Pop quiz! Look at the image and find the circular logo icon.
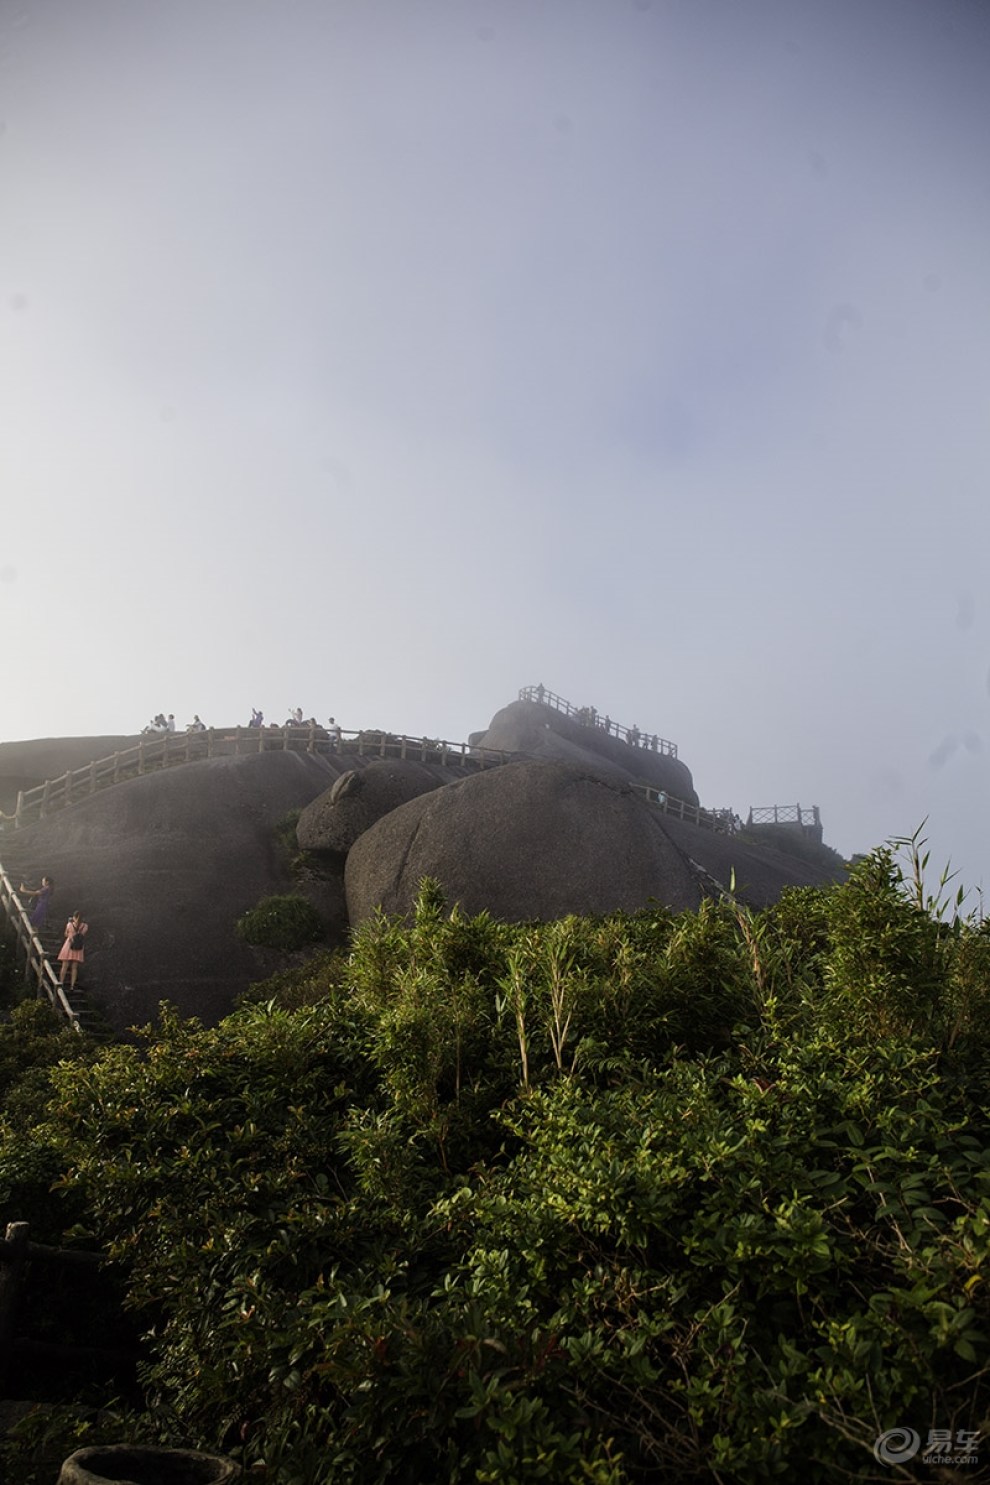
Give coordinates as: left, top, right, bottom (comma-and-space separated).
874, 1427, 922, 1466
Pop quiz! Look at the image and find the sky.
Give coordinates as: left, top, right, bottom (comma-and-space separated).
2, 0, 989, 895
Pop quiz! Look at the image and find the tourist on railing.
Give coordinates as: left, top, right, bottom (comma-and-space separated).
603, 714, 611, 734
57, 911, 88, 991
328, 717, 342, 752
536, 682, 545, 704
187, 715, 207, 732
166, 714, 176, 733
142, 714, 168, 735
629, 724, 641, 747
20, 876, 54, 931
248, 708, 264, 728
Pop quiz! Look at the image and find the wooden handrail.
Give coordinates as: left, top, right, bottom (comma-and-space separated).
0, 865, 81, 1031
746, 804, 820, 827
1, 728, 518, 832
0, 706, 762, 856
632, 783, 739, 835
518, 685, 678, 759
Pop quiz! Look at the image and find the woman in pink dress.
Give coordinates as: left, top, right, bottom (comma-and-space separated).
57, 911, 88, 990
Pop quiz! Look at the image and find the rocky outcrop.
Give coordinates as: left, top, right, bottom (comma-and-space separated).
0, 750, 340, 1031
345, 760, 706, 924
344, 758, 843, 926
656, 814, 842, 908
0, 710, 842, 1032
296, 760, 448, 856
473, 700, 699, 804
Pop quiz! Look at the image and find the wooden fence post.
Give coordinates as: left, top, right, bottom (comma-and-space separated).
0, 1221, 30, 1391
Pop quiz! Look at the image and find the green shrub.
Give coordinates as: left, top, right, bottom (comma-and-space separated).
5, 848, 990, 1481
234, 894, 324, 950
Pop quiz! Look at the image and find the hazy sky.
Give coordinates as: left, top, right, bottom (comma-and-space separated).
2, 0, 989, 893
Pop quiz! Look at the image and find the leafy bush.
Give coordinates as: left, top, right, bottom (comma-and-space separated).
234, 893, 324, 950
0, 1000, 95, 1128
2, 852, 990, 1481
0, 924, 22, 1008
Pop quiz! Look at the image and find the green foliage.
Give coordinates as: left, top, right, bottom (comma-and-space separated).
3, 852, 990, 1481
274, 807, 303, 855
0, 924, 23, 1008
273, 806, 326, 882
239, 949, 347, 1011
0, 1402, 148, 1485
235, 893, 324, 950
0, 1000, 95, 1130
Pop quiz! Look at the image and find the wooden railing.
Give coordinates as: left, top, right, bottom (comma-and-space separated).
0, 727, 517, 833
518, 685, 678, 759
0, 865, 81, 1030
0, 1220, 133, 1392
633, 784, 740, 835
747, 804, 820, 828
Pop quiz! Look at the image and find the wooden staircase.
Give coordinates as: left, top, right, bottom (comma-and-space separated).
29, 922, 112, 1041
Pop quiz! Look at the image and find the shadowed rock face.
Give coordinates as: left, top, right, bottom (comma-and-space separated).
345, 760, 707, 924
473, 700, 699, 804
344, 759, 844, 926
296, 760, 449, 856
654, 815, 843, 908
1, 750, 340, 1031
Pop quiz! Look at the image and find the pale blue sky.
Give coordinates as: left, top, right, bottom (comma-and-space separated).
2, 0, 989, 893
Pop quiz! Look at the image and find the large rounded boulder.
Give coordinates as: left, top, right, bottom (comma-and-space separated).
296, 760, 447, 856
474, 700, 699, 804
344, 760, 706, 924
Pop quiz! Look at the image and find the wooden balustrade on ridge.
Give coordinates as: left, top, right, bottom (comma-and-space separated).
1, 728, 516, 832
518, 684, 679, 759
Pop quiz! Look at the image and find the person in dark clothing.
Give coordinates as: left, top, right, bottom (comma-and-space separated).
20, 877, 54, 931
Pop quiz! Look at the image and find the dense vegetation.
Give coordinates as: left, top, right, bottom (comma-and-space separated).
1, 836, 989, 1482
235, 893, 325, 951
